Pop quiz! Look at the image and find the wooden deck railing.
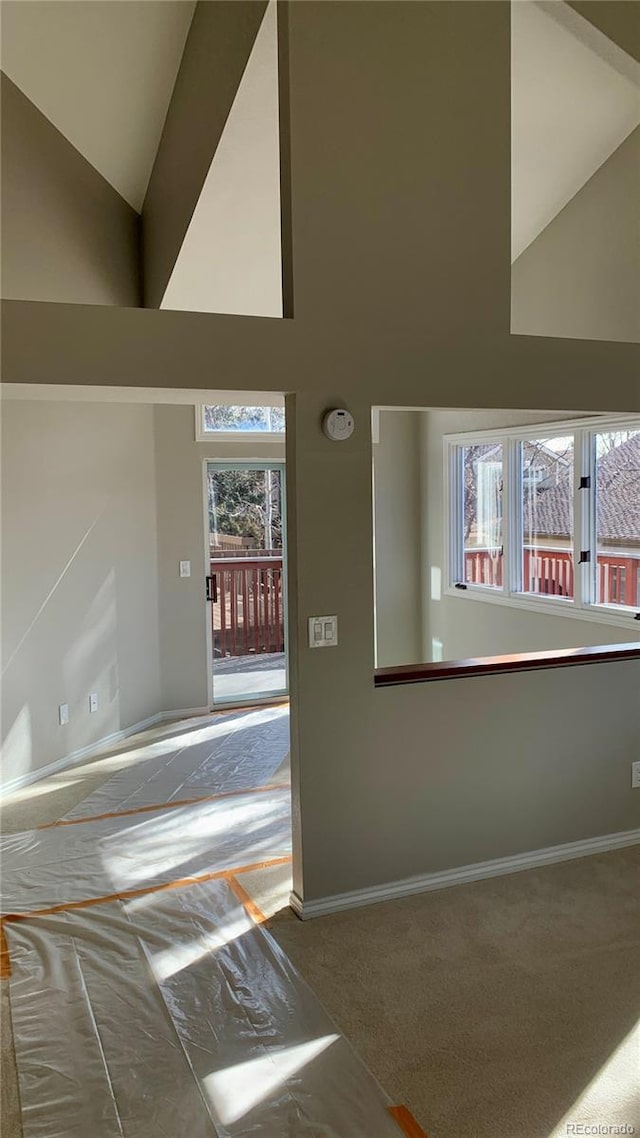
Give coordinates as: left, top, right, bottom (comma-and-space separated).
209, 556, 284, 658
464, 547, 640, 607
523, 549, 574, 598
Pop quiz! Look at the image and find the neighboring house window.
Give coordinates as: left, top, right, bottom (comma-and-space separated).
446, 418, 640, 621
196, 403, 285, 440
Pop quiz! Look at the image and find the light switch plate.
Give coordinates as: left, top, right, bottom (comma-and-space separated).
308, 616, 338, 648
179, 560, 191, 578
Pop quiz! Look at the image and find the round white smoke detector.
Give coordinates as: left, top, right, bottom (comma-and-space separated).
322, 408, 355, 441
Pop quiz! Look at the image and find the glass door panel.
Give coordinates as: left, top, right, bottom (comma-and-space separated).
207, 464, 287, 706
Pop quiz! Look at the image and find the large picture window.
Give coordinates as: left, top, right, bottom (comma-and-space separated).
447, 417, 640, 624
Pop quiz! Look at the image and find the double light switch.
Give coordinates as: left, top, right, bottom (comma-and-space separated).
308, 616, 338, 648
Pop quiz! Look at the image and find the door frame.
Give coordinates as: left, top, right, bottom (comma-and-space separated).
203, 459, 289, 709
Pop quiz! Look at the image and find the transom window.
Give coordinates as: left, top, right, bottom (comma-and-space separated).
196, 401, 285, 440
447, 418, 640, 621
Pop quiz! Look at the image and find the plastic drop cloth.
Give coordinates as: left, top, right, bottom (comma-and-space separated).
0, 787, 291, 914
63, 705, 290, 820
5, 878, 403, 1138
3, 702, 408, 1137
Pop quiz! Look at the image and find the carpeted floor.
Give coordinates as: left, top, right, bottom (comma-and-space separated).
2, 715, 639, 1138
269, 846, 640, 1138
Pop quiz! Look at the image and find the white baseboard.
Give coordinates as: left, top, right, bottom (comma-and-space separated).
0, 706, 211, 798
157, 706, 211, 725
290, 827, 640, 920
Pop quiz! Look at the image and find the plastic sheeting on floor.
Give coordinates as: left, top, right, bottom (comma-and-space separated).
5, 879, 403, 1138
63, 705, 290, 821
2, 703, 411, 1137
1, 786, 292, 914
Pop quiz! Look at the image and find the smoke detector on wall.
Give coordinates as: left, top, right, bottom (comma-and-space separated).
322, 408, 355, 441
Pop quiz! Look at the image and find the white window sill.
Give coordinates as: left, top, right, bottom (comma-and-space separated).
195, 430, 285, 444
444, 585, 640, 632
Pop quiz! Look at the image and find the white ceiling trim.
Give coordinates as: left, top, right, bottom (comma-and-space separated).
0, 385, 286, 406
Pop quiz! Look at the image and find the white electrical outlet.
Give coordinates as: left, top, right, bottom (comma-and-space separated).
632, 761, 640, 789
59, 703, 69, 726
89, 693, 98, 714
179, 560, 191, 578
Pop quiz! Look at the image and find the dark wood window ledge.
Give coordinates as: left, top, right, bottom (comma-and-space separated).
375, 643, 640, 687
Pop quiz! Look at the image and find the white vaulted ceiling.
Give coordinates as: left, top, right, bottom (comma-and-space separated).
512, 0, 640, 261
0, 0, 196, 210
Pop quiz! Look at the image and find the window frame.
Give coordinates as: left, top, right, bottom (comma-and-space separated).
444, 415, 640, 629
454, 441, 506, 592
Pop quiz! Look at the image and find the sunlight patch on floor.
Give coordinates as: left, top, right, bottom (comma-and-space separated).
235, 860, 293, 919
100, 792, 290, 890
549, 1020, 640, 1136
61, 703, 289, 799
0, 774, 82, 806
149, 919, 252, 981
203, 1034, 340, 1125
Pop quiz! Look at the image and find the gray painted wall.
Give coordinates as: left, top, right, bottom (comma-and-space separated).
0, 75, 141, 307
1, 401, 161, 784
373, 411, 422, 667
0, 398, 287, 788
288, 390, 640, 903
512, 127, 640, 344
567, 1, 640, 61
1, 4, 638, 905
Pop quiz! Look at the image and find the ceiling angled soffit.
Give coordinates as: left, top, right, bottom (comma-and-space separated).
511, 0, 640, 262
0, 0, 196, 210
160, 0, 283, 319
566, 1, 640, 63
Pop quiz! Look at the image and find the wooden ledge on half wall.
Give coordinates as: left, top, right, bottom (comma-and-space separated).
374, 642, 640, 687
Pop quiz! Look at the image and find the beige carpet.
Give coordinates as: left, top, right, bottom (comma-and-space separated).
269, 846, 640, 1138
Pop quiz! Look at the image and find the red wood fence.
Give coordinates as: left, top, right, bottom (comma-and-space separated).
464, 547, 640, 607
210, 556, 285, 658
